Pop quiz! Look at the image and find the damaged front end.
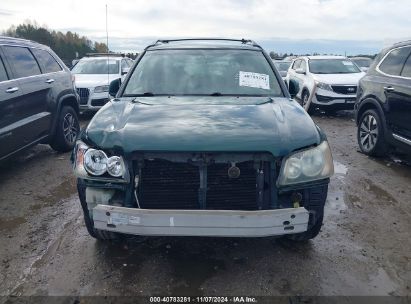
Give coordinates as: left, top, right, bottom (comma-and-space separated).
73, 140, 333, 238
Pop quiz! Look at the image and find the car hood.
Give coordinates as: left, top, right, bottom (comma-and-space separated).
74, 74, 119, 88
84, 96, 322, 157
312, 72, 365, 85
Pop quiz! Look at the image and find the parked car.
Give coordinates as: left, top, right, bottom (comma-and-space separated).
0, 36, 80, 161
72, 38, 334, 242
286, 56, 366, 113
351, 57, 373, 72
274, 60, 292, 81
355, 41, 411, 156
71, 54, 133, 112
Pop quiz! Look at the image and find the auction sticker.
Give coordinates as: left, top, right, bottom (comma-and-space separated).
239, 71, 270, 90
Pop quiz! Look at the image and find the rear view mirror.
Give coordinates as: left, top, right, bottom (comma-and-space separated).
109, 78, 121, 97
288, 79, 299, 98
295, 68, 305, 75
121, 67, 130, 75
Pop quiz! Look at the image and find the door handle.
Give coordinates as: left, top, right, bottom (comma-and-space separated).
384, 86, 395, 92
5, 87, 19, 93
45, 79, 55, 84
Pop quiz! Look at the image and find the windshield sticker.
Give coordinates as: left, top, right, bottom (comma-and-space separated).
342, 61, 354, 66
239, 71, 270, 90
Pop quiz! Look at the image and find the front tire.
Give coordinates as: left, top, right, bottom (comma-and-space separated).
50, 106, 80, 152
301, 90, 314, 114
357, 109, 388, 156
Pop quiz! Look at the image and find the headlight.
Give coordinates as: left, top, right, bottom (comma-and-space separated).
316, 81, 333, 91
107, 156, 124, 177
278, 141, 334, 186
94, 85, 109, 93
84, 149, 108, 176
72, 141, 127, 179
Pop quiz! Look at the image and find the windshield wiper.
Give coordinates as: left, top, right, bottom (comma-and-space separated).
255, 98, 274, 105
136, 92, 156, 96
209, 92, 223, 96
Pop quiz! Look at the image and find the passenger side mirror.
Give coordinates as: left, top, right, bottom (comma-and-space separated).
109, 78, 121, 97
121, 67, 130, 75
295, 68, 306, 75
360, 67, 368, 73
288, 79, 299, 98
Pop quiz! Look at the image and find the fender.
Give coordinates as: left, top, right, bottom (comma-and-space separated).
50, 93, 79, 139
355, 96, 385, 125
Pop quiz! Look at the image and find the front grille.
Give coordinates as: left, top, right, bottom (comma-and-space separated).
91, 98, 109, 107
138, 159, 200, 209
331, 85, 357, 95
137, 158, 270, 211
76, 88, 89, 105
207, 162, 257, 210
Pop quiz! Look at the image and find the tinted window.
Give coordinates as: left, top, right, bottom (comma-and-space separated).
0, 56, 8, 82
71, 58, 119, 74
379, 47, 411, 76
31, 48, 61, 73
292, 60, 301, 70
124, 49, 282, 97
309, 59, 361, 74
300, 60, 307, 72
274, 62, 291, 72
121, 59, 129, 69
3, 46, 41, 78
401, 54, 411, 78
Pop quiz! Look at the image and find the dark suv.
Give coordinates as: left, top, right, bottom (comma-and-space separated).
0, 36, 80, 160
355, 40, 411, 156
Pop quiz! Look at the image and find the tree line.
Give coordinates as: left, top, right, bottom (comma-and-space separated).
2, 21, 110, 66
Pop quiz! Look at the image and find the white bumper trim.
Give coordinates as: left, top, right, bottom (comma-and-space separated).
92, 205, 309, 237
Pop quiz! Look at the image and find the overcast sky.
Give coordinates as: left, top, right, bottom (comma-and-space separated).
1, 0, 410, 54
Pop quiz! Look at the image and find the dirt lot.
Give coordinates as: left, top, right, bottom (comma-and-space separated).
0, 112, 410, 298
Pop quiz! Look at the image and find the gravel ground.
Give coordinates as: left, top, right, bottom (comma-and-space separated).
0, 111, 410, 298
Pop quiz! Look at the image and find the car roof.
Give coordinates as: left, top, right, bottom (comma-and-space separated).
303, 55, 347, 60
0, 35, 49, 49
79, 56, 123, 61
391, 40, 411, 48
145, 38, 263, 51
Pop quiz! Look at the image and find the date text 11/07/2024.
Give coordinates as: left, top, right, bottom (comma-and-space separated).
149, 296, 258, 303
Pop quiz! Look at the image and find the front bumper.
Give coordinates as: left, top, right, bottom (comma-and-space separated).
311, 88, 356, 107
92, 205, 309, 237
77, 88, 110, 111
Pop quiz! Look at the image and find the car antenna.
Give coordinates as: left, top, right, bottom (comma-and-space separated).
106, 4, 109, 89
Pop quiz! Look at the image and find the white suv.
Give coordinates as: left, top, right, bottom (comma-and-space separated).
286, 56, 365, 113
71, 54, 133, 112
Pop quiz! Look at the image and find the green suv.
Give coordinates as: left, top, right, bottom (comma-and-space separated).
72, 39, 334, 241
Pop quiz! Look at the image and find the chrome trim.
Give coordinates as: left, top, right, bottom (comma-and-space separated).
393, 133, 411, 146
376, 45, 411, 80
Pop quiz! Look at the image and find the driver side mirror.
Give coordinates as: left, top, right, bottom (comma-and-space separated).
295, 68, 306, 75
288, 79, 299, 98
121, 67, 130, 75
109, 78, 121, 97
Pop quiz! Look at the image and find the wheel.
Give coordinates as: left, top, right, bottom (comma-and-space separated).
301, 90, 314, 114
77, 180, 120, 240
50, 106, 80, 152
357, 109, 388, 156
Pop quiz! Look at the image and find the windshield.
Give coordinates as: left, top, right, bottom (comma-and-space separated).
71, 59, 119, 74
123, 49, 283, 97
352, 58, 372, 68
274, 62, 291, 71
308, 59, 361, 74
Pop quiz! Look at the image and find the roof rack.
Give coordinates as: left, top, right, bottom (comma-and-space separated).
145, 38, 262, 50
85, 53, 125, 57
393, 39, 411, 46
